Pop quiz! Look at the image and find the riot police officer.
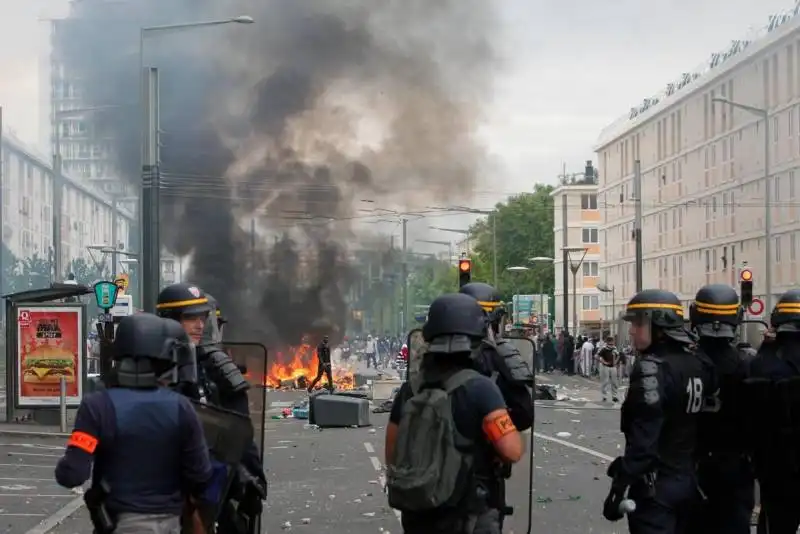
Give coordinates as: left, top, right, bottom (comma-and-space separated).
157, 283, 266, 534
747, 289, 800, 533
603, 289, 715, 533
459, 282, 534, 431
55, 314, 213, 532
687, 284, 754, 534
386, 293, 523, 534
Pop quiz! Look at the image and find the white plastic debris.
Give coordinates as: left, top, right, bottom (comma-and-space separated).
282, 521, 292, 529
353, 498, 363, 503
363, 512, 376, 517
556, 432, 572, 438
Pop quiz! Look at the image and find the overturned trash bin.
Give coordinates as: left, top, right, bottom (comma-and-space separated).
309, 391, 371, 428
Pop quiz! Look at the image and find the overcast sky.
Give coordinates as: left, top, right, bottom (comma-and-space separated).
0, 0, 794, 210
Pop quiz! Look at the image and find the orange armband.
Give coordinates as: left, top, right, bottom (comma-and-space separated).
67, 431, 98, 454
482, 411, 516, 442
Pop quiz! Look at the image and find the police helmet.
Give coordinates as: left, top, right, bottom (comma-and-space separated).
459, 282, 505, 324
114, 314, 188, 362
156, 283, 212, 319
690, 284, 740, 339
423, 293, 487, 354
624, 289, 693, 344
771, 289, 800, 333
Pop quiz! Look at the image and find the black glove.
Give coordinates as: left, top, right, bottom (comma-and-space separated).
602, 483, 627, 522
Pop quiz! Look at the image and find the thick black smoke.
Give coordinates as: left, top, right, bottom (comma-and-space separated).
56, 0, 498, 346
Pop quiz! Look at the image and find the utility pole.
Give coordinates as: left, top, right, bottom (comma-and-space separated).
633, 160, 643, 293
401, 218, 408, 334
53, 117, 64, 282
110, 197, 120, 278
491, 213, 498, 289
0, 106, 4, 298
141, 67, 161, 313
561, 193, 569, 334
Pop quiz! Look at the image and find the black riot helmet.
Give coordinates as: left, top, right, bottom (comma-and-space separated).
459, 282, 505, 330
113, 314, 191, 388
690, 284, 740, 339
771, 289, 800, 333
423, 293, 487, 354
203, 294, 226, 344
156, 283, 212, 320
624, 288, 693, 348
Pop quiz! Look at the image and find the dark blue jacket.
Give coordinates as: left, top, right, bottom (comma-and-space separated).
55, 387, 213, 515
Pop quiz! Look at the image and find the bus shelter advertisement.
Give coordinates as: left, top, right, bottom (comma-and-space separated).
16, 305, 84, 408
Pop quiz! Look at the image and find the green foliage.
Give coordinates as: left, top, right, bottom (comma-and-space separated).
16, 254, 52, 291
68, 258, 108, 285
469, 184, 555, 300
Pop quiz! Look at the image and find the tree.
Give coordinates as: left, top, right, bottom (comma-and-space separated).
0, 243, 19, 294
16, 254, 52, 291
468, 184, 555, 301
69, 257, 108, 285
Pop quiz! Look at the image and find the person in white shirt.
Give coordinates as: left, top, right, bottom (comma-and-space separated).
365, 335, 378, 368
580, 337, 594, 378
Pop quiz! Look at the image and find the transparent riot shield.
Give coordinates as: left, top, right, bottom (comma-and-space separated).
189, 400, 255, 533
406, 329, 426, 393
502, 335, 536, 534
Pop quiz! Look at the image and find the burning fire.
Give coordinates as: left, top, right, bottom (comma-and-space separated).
266, 343, 354, 390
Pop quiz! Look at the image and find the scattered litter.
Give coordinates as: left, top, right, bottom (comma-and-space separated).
536, 495, 581, 504
301, 518, 311, 524
363, 512, 376, 518
282, 521, 292, 529
373, 400, 393, 413
556, 432, 572, 438
329, 494, 336, 500
70, 486, 85, 495
369, 428, 377, 434
353, 498, 363, 503
570, 419, 581, 423
303, 424, 320, 431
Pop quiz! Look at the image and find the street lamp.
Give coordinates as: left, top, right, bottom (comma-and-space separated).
564, 246, 588, 334
712, 97, 771, 311
597, 283, 617, 344
139, 15, 254, 313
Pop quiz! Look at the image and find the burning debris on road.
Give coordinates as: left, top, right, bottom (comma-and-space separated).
267, 344, 354, 391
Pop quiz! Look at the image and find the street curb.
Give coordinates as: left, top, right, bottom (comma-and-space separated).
0, 429, 69, 438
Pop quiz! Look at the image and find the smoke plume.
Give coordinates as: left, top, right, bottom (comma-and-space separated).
56, 0, 498, 346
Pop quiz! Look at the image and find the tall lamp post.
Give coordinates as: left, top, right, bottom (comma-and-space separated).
564, 247, 588, 334
712, 97, 771, 311
597, 283, 617, 343
139, 15, 254, 312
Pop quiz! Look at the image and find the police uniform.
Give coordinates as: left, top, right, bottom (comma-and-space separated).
686, 284, 754, 534
389, 293, 517, 534
157, 283, 266, 534
55, 314, 213, 533
603, 289, 715, 534
747, 289, 800, 534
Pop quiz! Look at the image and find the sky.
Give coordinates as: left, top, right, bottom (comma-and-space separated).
0, 0, 794, 213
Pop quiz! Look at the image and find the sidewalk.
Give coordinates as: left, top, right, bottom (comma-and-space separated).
0, 421, 69, 438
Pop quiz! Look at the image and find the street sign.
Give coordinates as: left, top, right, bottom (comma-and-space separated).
93, 281, 119, 310
97, 313, 113, 323
748, 298, 765, 316
114, 274, 130, 295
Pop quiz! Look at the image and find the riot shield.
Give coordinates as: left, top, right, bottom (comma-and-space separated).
222, 342, 269, 460
406, 329, 426, 393
503, 336, 536, 534
189, 400, 255, 533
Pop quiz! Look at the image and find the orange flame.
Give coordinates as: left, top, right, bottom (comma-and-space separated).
266, 343, 354, 390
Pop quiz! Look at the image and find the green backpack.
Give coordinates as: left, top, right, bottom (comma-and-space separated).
387, 368, 480, 512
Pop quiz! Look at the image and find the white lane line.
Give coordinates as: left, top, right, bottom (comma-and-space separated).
24, 496, 84, 534
365, 445, 400, 521
0, 494, 74, 498
368, 456, 382, 471
0, 464, 55, 469
1, 513, 46, 517
8, 452, 61, 458
533, 432, 614, 462
0, 477, 58, 482
363, 442, 375, 454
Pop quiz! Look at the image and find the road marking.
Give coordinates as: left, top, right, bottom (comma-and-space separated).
0, 494, 74, 498
8, 452, 61, 458
2, 513, 46, 517
533, 432, 614, 462
24, 496, 84, 534
0, 477, 55, 482
0, 463, 55, 469
364, 443, 400, 521
555, 408, 581, 415
363, 442, 375, 454
368, 456, 382, 471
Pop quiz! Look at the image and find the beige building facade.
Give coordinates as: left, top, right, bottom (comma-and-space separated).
596, 11, 800, 322
552, 182, 602, 332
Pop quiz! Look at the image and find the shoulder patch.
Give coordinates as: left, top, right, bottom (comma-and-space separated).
640, 360, 659, 376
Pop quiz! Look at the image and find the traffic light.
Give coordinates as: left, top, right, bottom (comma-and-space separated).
458, 258, 472, 287
740, 268, 753, 307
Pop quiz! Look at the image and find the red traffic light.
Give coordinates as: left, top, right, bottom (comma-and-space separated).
740, 268, 753, 282
459, 259, 471, 272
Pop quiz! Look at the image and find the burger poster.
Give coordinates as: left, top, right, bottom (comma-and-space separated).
16, 306, 84, 407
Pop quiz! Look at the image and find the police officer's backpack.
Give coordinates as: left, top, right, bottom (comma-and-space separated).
387, 368, 480, 512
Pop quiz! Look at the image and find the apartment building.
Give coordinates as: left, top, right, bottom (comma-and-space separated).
1, 130, 134, 275
596, 7, 800, 323
552, 178, 602, 333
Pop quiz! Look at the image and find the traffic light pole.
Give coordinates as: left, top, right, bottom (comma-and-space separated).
401, 218, 408, 334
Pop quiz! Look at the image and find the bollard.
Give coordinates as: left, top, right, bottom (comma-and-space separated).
59, 376, 68, 433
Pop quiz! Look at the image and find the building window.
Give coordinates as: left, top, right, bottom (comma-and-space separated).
582, 295, 599, 310
582, 262, 599, 276
163, 260, 175, 274
580, 194, 598, 210
582, 228, 599, 244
